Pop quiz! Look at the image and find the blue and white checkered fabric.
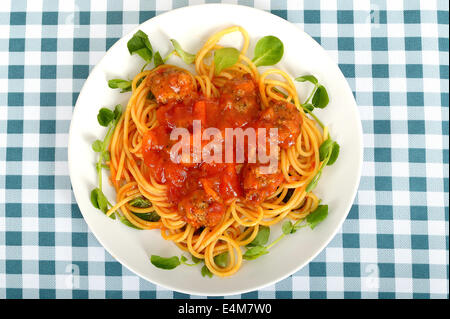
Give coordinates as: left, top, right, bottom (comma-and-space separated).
0, 0, 448, 299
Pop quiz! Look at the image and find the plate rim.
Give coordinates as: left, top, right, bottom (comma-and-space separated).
68, 3, 364, 296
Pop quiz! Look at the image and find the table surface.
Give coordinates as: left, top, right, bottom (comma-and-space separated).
0, 0, 448, 299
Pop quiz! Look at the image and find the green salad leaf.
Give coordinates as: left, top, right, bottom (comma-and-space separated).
247, 226, 270, 247
294, 75, 318, 85
150, 255, 181, 270
97, 108, 115, 127
108, 79, 132, 93
153, 51, 164, 67
201, 265, 213, 278
92, 140, 103, 152
90, 188, 107, 212
243, 246, 269, 260
170, 39, 196, 64
133, 212, 160, 222
327, 142, 340, 166
214, 252, 229, 268
214, 47, 240, 75
306, 205, 328, 229
319, 139, 335, 161
129, 197, 152, 208
282, 221, 294, 235
252, 35, 284, 67
127, 30, 153, 62
312, 85, 329, 108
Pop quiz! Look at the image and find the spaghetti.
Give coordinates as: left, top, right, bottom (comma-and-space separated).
104, 27, 327, 277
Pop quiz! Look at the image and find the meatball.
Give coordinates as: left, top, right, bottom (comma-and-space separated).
258, 101, 302, 149
218, 74, 260, 128
178, 190, 225, 228
241, 163, 284, 204
148, 67, 195, 104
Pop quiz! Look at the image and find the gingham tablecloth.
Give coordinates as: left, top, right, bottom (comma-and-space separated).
0, 0, 448, 299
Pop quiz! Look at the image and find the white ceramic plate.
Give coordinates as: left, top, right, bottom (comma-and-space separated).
68, 4, 363, 296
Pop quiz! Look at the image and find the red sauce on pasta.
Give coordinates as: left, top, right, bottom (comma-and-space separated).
142, 68, 302, 228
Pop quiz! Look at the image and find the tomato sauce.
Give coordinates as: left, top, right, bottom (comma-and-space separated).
142, 68, 302, 228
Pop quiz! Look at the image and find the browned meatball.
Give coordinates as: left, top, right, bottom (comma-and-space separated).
218, 74, 260, 128
148, 67, 195, 104
178, 190, 225, 228
241, 163, 284, 204
257, 101, 302, 149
